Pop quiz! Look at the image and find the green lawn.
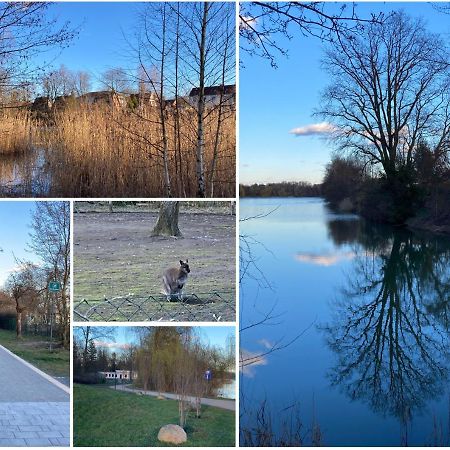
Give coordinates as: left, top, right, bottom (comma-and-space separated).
74, 384, 235, 447
0, 328, 70, 378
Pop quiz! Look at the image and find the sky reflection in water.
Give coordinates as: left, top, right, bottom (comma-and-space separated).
240, 197, 450, 446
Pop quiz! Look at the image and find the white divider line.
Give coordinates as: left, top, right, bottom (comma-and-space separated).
0, 343, 70, 395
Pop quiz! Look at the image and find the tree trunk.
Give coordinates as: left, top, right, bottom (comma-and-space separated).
152, 202, 182, 237
16, 308, 23, 338
174, 3, 186, 197
159, 5, 172, 198
179, 398, 186, 428
82, 326, 90, 374
195, 2, 208, 198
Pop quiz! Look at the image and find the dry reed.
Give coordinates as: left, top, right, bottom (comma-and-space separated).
43, 103, 235, 197
0, 109, 32, 155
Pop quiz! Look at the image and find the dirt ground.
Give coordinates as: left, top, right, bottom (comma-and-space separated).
73, 210, 236, 321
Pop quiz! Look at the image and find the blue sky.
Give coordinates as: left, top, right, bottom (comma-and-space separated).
37, 2, 141, 90
0, 202, 41, 287
36, 2, 235, 93
240, 2, 450, 185
74, 326, 235, 354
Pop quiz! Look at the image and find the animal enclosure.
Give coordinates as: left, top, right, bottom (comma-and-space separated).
73, 202, 236, 321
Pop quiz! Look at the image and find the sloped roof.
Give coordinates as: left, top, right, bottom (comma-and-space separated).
189, 84, 235, 97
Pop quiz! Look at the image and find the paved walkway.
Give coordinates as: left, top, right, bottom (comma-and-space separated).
0, 345, 70, 447
114, 385, 235, 411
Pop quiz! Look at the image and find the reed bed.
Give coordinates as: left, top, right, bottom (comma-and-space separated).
43, 103, 235, 197
0, 109, 33, 155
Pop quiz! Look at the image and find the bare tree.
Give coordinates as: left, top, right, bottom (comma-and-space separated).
209, 10, 235, 197
76, 326, 116, 373
100, 67, 131, 93
318, 11, 450, 183
135, 3, 173, 197
72, 70, 92, 96
41, 65, 75, 100
4, 262, 43, 338
173, 328, 195, 428
239, 2, 383, 67
0, 3, 76, 98
126, 2, 236, 198
181, 2, 236, 197
28, 202, 71, 349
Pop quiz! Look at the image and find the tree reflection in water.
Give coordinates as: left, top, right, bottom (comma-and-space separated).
322, 219, 450, 436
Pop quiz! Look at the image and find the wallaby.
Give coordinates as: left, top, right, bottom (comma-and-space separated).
162, 260, 190, 300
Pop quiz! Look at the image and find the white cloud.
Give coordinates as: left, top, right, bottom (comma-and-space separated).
93, 340, 131, 350
289, 122, 337, 137
240, 16, 257, 30
240, 348, 268, 377
257, 338, 274, 350
294, 250, 356, 267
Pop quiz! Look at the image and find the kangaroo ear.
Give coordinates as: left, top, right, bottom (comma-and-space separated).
179, 260, 183, 265
186, 259, 188, 263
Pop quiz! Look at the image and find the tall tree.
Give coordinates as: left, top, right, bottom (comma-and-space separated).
101, 67, 131, 93
4, 263, 43, 338
76, 326, 116, 373
318, 12, 450, 183
0, 3, 76, 98
28, 202, 71, 349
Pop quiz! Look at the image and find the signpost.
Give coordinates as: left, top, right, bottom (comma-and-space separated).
48, 281, 61, 292
48, 281, 61, 351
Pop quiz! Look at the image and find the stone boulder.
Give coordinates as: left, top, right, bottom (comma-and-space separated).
157, 424, 187, 445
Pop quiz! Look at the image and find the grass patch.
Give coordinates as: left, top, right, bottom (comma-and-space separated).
0, 328, 70, 378
74, 384, 235, 447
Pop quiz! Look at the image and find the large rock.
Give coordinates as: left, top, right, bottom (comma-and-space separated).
157, 424, 187, 444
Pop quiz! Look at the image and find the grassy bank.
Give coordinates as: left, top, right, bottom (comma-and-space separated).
74, 384, 235, 447
0, 328, 70, 378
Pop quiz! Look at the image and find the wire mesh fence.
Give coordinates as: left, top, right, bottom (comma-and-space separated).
73, 291, 235, 322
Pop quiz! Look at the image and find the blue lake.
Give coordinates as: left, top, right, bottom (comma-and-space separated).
240, 197, 450, 446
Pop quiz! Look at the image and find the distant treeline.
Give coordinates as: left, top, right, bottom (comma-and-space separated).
239, 182, 322, 197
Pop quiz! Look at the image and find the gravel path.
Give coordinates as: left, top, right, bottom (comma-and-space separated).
114, 385, 235, 411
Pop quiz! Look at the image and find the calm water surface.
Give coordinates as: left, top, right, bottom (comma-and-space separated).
0, 148, 51, 196
216, 379, 236, 400
240, 197, 450, 446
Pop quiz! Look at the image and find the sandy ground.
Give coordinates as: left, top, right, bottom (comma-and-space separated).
73, 211, 236, 321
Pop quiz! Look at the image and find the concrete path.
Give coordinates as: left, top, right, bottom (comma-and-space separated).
0, 344, 69, 447
114, 385, 235, 411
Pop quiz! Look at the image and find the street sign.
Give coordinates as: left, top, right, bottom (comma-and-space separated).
205, 369, 212, 381
48, 281, 61, 292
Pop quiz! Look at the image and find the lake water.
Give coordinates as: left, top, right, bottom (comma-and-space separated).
240, 197, 450, 446
216, 378, 236, 400
0, 148, 51, 197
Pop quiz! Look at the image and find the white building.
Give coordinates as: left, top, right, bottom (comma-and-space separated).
99, 370, 136, 380
188, 84, 236, 108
